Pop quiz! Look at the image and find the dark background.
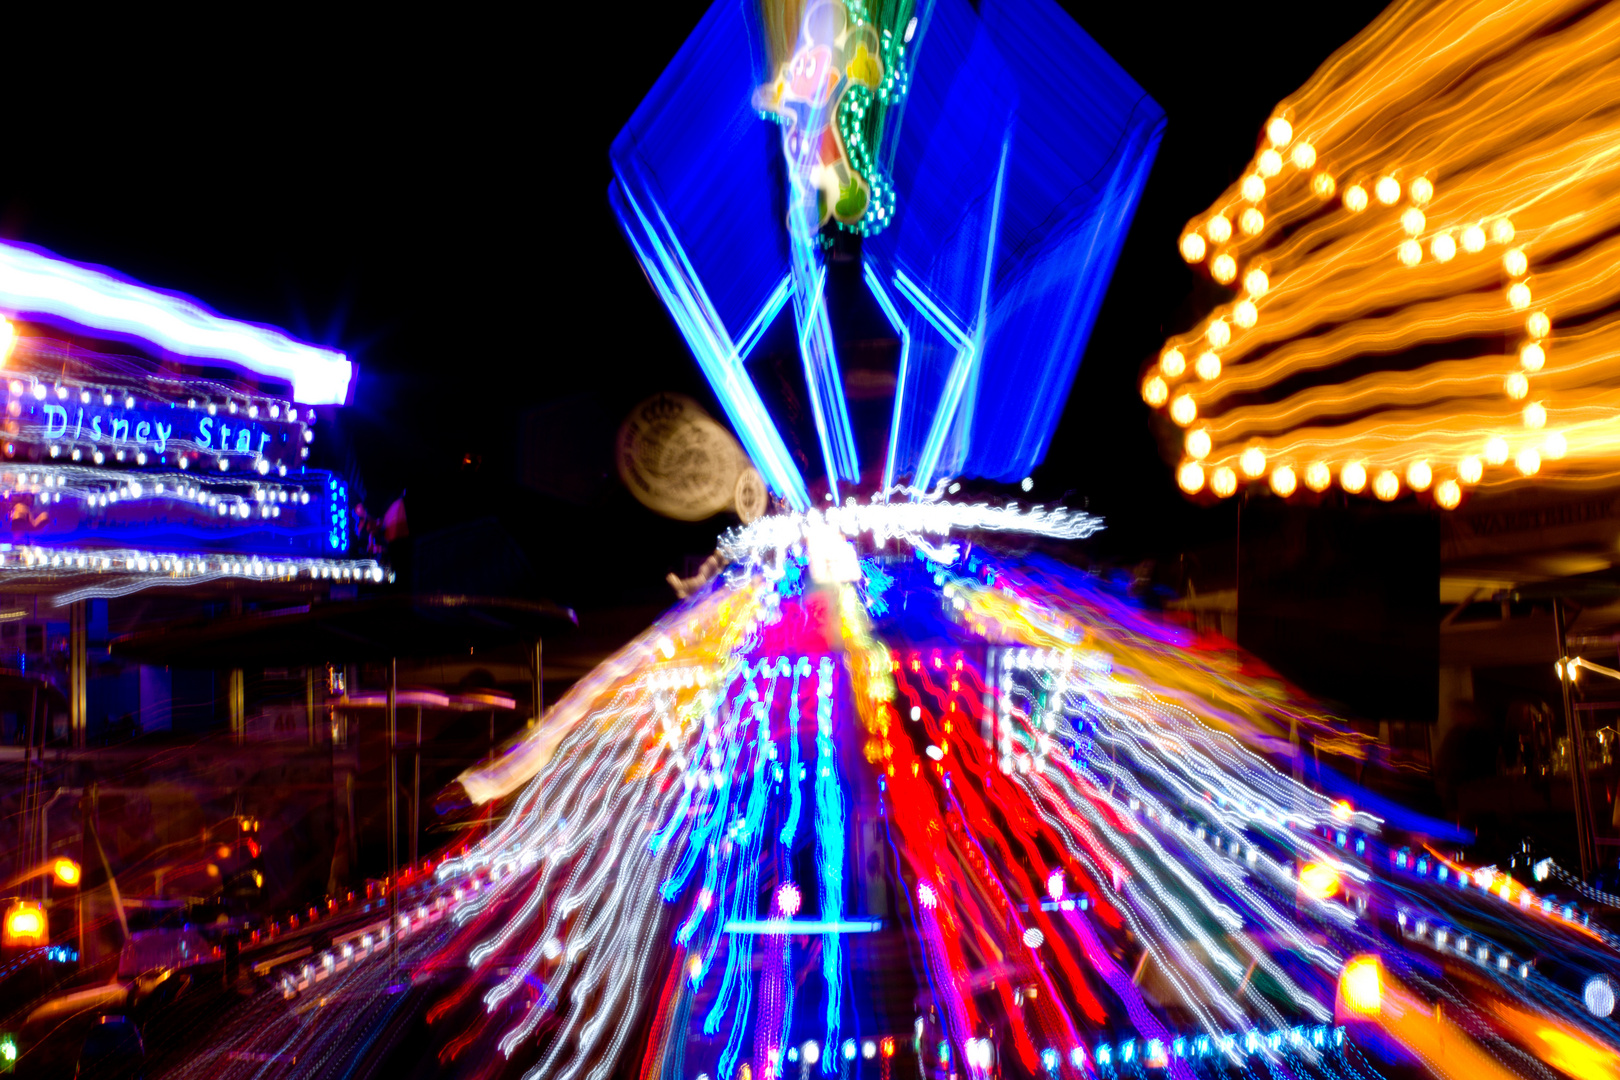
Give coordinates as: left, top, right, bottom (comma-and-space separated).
0, 4, 1392, 614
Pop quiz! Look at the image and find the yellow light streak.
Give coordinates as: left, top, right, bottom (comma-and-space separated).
1149, 0, 1620, 506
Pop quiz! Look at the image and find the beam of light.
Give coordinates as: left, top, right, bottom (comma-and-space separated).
789, 255, 860, 497
723, 919, 882, 934
812, 656, 847, 1066
609, 181, 811, 510
0, 240, 352, 404
1148, 0, 1620, 506
862, 263, 913, 495
911, 135, 1009, 496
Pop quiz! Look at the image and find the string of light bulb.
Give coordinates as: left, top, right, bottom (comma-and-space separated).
1144, 0, 1620, 508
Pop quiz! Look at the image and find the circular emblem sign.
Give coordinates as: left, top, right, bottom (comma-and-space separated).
733, 467, 768, 523
617, 394, 745, 521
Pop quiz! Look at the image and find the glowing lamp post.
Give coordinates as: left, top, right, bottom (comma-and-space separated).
51, 858, 80, 888
3, 901, 46, 948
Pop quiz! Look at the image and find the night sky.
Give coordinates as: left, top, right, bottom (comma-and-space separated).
0, 4, 1390, 614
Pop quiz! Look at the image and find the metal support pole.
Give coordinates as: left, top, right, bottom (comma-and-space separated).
387, 657, 398, 965
1555, 598, 1597, 880
78, 786, 91, 962
69, 602, 87, 749
20, 687, 35, 896
411, 706, 421, 870
530, 639, 543, 728
306, 667, 317, 748
228, 669, 246, 744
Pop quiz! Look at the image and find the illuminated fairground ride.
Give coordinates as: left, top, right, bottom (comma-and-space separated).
345, 1, 1620, 1078
1148, 0, 1620, 510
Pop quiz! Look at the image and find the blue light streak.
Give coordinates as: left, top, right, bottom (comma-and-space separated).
912, 135, 1009, 494
789, 230, 860, 499
0, 240, 352, 405
861, 263, 912, 495
736, 274, 793, 364
780, 657, 810, 845
812, 656, 847, 1071
610, 183, 810, 510
723, 919, 881, 934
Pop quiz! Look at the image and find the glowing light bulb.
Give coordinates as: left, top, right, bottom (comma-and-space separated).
1292, 142, 1316, 170
1205, 214, 1232, 243
1238, 207, 1264, 235
1406, 460, 1432, 491
1527, 311, 1551, 338
1177, 461, 1205, 494
1233, 299, 1258, 328
1239, 446, 1266, 477
1585, 977, 1616, 1019
1408, 176, 1433, 205
1375, 176, 1400, 204
1434, 478, 1461, 509
1484, 436, 1510, 465
1523, 402, 1546, 429
1459, 455, 1483, 483
1266, 116, 1293, 146
1430, 233, 1456, 262
3, 902, 44, 947
1312, 171, 1335, 199
1142, 375, 1169, 406
1504, 371, 1529, 399
1270, 464, 1297, 497
1397, 240, 1421, 266
1516, 447, 1541, 475
1545, 431, 1567, 459
777, 882, 802, 917
1195, 351, 1221, 380
1180, 233, 1207, 262
1340, 956, 1383, 1015
1503, 248, 1527, 276
1343, 184, 1367, 212
1186, 429, 1212, 459
1160, 348, 1186, 377
1299, 862, 1340, 899
1490, 218, 1514, 244
1401, 208, 1425, 235
1241, 175, 1266, 202
1211, 253, 1237, 284
1373, 470, 1399, 501
1244, 268, 1269, 296
1461, 224, 1486, 253
1211, 466, 1237, 497
1170, 395, 1196, 426
1341, 462, 1367, 493
1304, 461, 1332, 491
1206, 319, 1231, 348
1256, 148, 1282, 178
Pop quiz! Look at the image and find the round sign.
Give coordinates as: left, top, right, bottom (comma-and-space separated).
733, 467, 769, 523
616, 394, 744, 521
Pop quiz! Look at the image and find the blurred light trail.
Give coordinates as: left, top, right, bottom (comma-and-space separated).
1148, 0, 1620, 506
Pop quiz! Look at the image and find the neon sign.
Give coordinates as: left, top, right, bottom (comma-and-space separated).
12, 394, 306, 469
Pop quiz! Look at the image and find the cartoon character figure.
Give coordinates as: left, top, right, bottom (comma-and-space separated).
755, 0, 884, 233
